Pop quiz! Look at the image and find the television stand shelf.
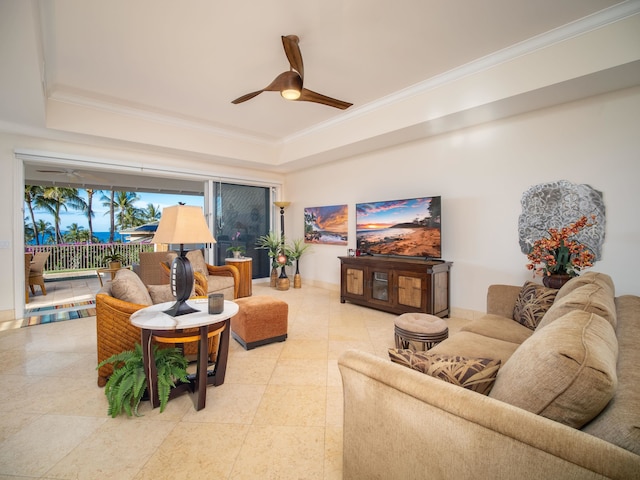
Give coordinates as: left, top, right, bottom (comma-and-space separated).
339, 256, 452, 317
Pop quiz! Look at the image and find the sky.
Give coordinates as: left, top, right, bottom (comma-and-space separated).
25, 190, 204, 233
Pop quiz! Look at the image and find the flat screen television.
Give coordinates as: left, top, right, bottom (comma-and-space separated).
356, 196, 441, 259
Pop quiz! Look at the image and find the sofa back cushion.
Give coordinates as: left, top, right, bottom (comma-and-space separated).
111, 268, 153, 306
555, 271, 615, 301
536, 281, 616, 331
489, 310, 618, 429
582, 295, 640, 455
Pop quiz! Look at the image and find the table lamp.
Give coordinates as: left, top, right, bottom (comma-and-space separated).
152, 205, 216, 316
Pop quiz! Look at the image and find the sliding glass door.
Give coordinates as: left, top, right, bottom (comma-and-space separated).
210, 182, 271, 279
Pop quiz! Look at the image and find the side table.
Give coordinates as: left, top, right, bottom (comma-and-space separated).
130, 299, 239, 411
225, 257, 252, 297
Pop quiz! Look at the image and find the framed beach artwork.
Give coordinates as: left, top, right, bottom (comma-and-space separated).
304, 205, 348, 245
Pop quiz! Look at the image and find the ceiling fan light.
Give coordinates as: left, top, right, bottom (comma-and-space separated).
281, 88, 301, 100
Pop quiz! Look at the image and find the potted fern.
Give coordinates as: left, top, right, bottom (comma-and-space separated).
97, 343, 189, 417
255, 232, 282, 287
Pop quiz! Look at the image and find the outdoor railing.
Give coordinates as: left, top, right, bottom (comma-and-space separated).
25, 243, 155, 272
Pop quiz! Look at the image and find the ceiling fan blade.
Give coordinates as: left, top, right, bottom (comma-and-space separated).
231, 90, 265, 104
282, 35, 304, 80
298, 88, 353, 110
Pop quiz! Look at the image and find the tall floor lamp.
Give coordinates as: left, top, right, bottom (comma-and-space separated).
273, 201, 290, 286
152, 205, 216, 316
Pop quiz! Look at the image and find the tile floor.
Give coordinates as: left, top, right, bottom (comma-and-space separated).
1, 276, 468, 479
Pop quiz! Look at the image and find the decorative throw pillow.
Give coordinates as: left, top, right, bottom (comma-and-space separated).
489, 310, 618, 429
147, 284, 175, 304
388, 349, 501, 395
512, 281, 558, 330
111, 268, 153, 305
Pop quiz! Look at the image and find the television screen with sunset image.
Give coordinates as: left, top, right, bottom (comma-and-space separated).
356, 196, 441, 258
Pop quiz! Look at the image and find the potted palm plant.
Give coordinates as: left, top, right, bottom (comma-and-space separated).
255, 232, 282, 287
101, 246, 125, 269
97, 343, 189, 417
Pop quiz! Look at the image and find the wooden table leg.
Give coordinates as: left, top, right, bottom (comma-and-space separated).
195, 325, 209, 411
141, 329, 160, 409
210, 319, 230, 387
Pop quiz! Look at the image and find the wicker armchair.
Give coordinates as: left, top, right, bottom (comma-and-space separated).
28, 252, 50, 295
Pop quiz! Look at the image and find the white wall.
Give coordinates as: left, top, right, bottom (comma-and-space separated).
284, 86, 640, 312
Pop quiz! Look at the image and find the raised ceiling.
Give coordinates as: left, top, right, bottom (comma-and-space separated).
2, 0, 640, 179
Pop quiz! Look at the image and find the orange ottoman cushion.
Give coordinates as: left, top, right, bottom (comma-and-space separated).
231, 296, 288, 350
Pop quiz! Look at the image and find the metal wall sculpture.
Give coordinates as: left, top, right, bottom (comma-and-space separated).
518, 180, 606, 260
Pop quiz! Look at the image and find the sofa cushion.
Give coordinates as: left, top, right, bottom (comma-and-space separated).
582, 295, 640, 455
537, 282, 617, 330
429, 331, 521, 365
460, 314, 534, 345
147, 284, 175, 304
555, 271, 615, 301
512, 281, 558, 330
489, 310, 618, 429
388, 349, 501, 395
111, 268, 153, 306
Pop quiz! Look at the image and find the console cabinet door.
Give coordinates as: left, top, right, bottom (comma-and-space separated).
367, 267, 393, 308
342, 264, 365, 300
396, 270, 427, 311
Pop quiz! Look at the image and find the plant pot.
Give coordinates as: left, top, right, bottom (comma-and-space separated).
293, 273, 301, 288
542, 274, 573, 289
233, 251, 242, 259
270, 267, 278, 287
109, 261, 122, 270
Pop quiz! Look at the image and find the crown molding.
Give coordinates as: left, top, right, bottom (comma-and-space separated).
283, 1, 640, 144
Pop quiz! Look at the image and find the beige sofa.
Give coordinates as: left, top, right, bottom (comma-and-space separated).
338, 272, 640, 479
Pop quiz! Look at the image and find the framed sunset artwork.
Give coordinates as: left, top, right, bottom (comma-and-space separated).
304, 205, 348, 245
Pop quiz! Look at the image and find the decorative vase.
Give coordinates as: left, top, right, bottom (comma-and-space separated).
293, 259, 301, 288
109, 261, 121, 270
277, 277, 290, 291
542, 274, 573, 289
270, 267, 278, 287
233, 251, 241, 259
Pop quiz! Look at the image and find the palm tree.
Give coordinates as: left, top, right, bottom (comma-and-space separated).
38, 187, 88, 244
143, 203, 162, 223
64, 223, 86, 243
113, 191, 143, 231
35, 219, 54, 244
85, 188, 102, 243
101, 191, 117, 242
24, 186, 44, 245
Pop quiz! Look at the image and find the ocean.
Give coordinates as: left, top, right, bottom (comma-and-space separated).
27, 231, 125, 245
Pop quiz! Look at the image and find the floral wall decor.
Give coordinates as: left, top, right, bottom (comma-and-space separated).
304, 205, 348, 245
518, 180, 606, 261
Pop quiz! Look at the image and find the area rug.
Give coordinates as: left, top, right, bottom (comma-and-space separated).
24, 300, 96, 326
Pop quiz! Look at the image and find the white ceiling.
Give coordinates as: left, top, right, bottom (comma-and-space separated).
2, 0, 640, 186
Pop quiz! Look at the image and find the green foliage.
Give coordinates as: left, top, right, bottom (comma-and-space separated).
100, 246, 125, 265
97, 343, 189, 417
226, 245, 246, 253
287, 238, 311, 260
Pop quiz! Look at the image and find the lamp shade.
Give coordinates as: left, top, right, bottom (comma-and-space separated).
152, 205, 216, 245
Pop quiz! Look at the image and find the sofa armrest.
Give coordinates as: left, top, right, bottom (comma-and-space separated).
486, 284, 522, 318
206, 264, 240, 299
338, 349, 640, 480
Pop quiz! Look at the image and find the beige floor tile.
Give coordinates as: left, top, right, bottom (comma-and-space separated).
44, 417, 176, 479
0, 414, 106, 477
279, 338, 328, 360
181, 383, 266, 424
269, 358, 328, 387
253, 385, 326, 426
324, 426, 344, 480
224, 355, 278, 385
230, 425, 325, 480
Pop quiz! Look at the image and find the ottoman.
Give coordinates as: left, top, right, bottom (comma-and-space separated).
394, 312, 448, 351
231, 296, 288, 350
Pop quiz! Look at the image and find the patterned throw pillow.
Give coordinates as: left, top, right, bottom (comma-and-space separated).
513, 281, 558, 330
388, 349, 501, 395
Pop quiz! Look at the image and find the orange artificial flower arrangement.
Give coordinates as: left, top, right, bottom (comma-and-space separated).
526, 215, 596, 277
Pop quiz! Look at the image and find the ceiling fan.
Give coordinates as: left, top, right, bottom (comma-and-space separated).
35, 168, 106, 184
232, 35, 353, 110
